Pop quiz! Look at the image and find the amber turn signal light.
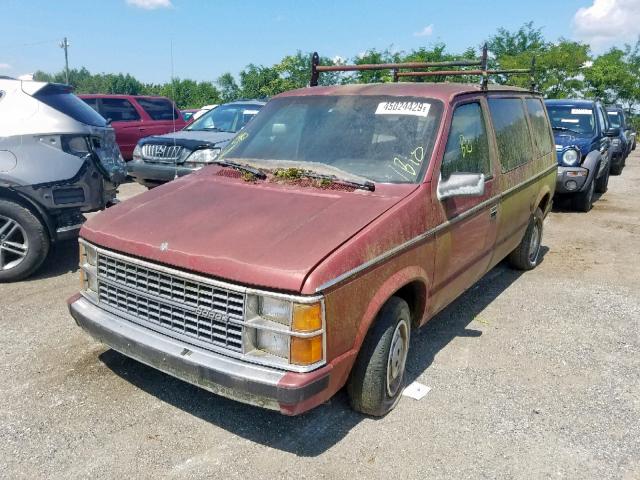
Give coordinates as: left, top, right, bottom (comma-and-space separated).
292, 303, 322, 332
290, 335, 323, 365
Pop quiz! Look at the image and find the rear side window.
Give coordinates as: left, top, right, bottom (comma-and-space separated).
525, 98, 553, 156
33, 85, 106, 127
488, 98, 534, 172
81, 97, 99, 111
101, 98, 141, 122
136, 98, 179, 121
441, 102, 491, 180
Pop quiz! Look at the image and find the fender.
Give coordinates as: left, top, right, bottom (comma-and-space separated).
533, 183, 553, 217
582, 150, 603, 184
351, 265, 430, 356
0, 185, 55, 240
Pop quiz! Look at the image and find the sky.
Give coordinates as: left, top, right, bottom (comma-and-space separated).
1, 0, 639, 84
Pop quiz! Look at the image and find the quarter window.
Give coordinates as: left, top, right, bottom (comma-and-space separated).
525, 98, 553, 156
137, 98, 179, 121
488, 98, 534, 172
100, 98, 141, 122
441, 102, 491, 180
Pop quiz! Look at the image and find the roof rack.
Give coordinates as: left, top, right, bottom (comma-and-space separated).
310, 44, 537, 92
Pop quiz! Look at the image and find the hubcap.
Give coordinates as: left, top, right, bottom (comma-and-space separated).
528, 220, 542, 264
386, 319, 409, 397
0, 215, 29, 271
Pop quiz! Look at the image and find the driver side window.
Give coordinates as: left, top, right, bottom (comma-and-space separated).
441, 102, 491, 180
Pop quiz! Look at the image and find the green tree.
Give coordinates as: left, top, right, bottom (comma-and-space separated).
486, 21, 545, 59
216, 72, 241, 102
352, 48, 401, 84
584, 47, 636, 105
500, 40, 590, 98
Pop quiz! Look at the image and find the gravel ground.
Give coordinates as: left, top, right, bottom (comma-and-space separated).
1, 153, 639, 480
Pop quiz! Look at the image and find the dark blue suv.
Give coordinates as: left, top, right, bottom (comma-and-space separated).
545, 99, 618, 212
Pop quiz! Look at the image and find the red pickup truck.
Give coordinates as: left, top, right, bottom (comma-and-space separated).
79, 95, 186, 160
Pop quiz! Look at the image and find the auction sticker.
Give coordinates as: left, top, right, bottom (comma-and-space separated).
570, 108, 592, 115
376, 101, 431, 117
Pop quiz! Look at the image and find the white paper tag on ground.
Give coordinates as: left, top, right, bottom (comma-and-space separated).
402, 381, 431, 400
375, 101, 431, 117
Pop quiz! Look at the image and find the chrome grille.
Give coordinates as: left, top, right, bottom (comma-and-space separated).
141, 144, 184, 163
96, 252, 245, 352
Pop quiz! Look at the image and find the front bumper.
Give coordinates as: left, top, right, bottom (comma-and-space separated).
555, 165, 590, 194
127, 160, 194, 184
68, 295, 331, 414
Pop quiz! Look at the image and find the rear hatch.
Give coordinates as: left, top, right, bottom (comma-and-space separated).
29, 83, 127, 184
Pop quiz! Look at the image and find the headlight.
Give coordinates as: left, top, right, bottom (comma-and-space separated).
562, 149, 580, 166
184, 148, 221, 167
132, 144, 142, 160
244, 294, 324, 368
79, 241, 98, 294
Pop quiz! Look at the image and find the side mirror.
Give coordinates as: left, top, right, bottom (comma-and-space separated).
437, 173, 485, 201
605, 127, 621, 137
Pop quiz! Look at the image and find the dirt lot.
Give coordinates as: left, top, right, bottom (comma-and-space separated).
1, 153, 639, 480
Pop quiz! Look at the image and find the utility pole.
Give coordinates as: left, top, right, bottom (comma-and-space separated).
59, 37, 70, 84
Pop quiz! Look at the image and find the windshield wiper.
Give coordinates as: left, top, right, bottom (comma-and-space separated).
552, 126, 579, 134
300, 171, 375, 192
214, 160, 266, 179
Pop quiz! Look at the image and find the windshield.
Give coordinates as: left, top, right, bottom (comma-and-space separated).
607, 111, 622, 128
546, 105, 595, 135
220, 95, 443, 184
187, 103, 262, 133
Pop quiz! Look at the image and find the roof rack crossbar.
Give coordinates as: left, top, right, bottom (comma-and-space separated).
315, 59, 482, 74
309, 44, 538, 92
396, 68, 531, 78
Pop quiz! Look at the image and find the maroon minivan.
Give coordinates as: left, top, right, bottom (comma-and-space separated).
80, 95, 187, 160
69, 54, 556, 416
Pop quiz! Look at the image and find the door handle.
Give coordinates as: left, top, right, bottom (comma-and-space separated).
489, 205, 498, 219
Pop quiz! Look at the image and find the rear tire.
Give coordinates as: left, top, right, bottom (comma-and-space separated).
610, 157, 623, 176
572, 178, 595, 212
595, 164, 610, 193
508, 207, 544, 271
0, 199, 50, 282
348, 297, 411, 417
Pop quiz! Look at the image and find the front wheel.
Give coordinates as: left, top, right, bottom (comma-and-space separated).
348, 297, 411, 416
595, 164, 610, 193
572, 178, 595, 212
508, 207, 544, 271
0, 200, 50, 282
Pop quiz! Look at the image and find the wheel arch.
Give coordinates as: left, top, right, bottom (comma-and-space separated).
351, 266, 430, 356
0, 186, 54, 240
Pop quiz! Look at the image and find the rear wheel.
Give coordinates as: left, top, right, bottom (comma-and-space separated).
572, 178, 595, 212
348, 297, 411, 416
508, 207, 544, 271
0, 200, 50, 282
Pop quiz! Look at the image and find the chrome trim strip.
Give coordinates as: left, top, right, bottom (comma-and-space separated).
57, 223, 83, 233
79, 238, 323, 304
315, 163, 557, 292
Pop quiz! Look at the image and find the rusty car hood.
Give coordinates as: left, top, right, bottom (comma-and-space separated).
81, 169, 411, 292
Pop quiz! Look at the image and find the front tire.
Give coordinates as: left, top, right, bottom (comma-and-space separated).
0, 200, 50, 282
595, 164, 610, 193
348, 297, 411, 416
572, 178, 595, 212
508, 207, 544, 270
